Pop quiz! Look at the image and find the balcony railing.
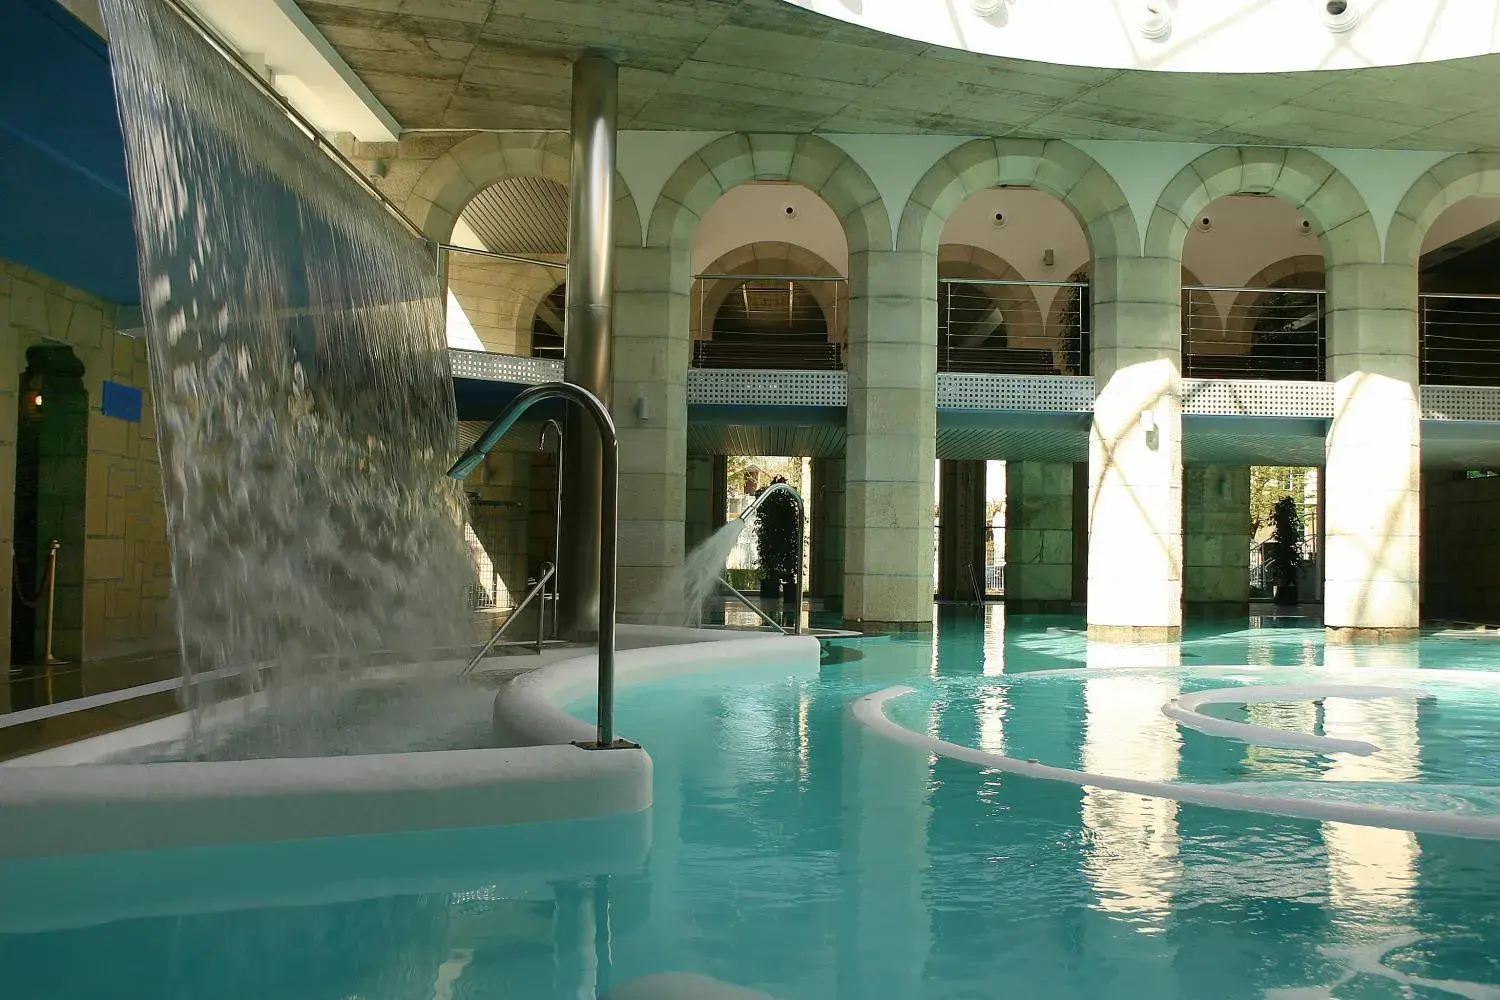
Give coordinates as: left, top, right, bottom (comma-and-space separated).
938, 278, 1088, 376
1420, 293, 1500, 386
1182, 285, 1324, 381
691, 273, 846, 371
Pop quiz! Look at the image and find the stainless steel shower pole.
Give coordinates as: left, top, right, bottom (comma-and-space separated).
557, 50, 619, 641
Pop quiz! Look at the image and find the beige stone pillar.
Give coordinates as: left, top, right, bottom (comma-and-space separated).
684, 455, 715, 556
612, 245, 689, 621
936, 460, 985, 602
1087, 255, 1183, 642
1006, 461, 1074, 612
1183, 466, 1250, 614
844, 250, 937, 631
810, 457, 845, 612
1324, 262, 1420, 641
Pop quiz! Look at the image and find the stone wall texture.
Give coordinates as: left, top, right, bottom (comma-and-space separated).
1, 259, 172, 678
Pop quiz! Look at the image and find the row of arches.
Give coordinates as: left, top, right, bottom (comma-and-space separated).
412, 133, 1497, 270
423, 134, 1500, 385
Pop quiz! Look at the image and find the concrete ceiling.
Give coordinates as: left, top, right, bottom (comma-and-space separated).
459, 175, 569, 254
296, 0, 1500, 148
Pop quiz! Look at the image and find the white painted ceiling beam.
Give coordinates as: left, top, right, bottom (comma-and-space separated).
185, 0, 399, 142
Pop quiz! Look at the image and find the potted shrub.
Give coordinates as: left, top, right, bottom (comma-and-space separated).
753, 477, 801, 602
1267, 495, 1304, 606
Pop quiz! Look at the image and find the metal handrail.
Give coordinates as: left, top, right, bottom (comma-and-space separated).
540, 419, 564, 640
717, 577, 791, 635
448, 381, 624, 748
462, 563, 555, 674
938, 278, 1089, 289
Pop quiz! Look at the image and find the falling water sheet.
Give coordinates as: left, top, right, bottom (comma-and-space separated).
99, 0, 471, 755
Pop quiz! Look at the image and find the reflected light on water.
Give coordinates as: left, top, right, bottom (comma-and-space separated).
1322, 697, 1421, 919
1080, 673, 1182, 925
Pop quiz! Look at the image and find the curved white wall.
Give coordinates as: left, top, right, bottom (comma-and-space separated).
781, 0, 1500, 74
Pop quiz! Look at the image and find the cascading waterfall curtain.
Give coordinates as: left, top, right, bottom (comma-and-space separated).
99, 0, 469, 742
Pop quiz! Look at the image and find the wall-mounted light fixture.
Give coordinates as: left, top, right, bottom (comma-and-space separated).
1042, 248, 1056, 267
636, 393, 651, 423
1140, 408, 1160, 450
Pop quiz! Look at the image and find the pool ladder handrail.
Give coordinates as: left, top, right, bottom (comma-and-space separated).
448, 381, 626, 749
462, 562, 556, 674
737, 482, 805, 636
717, 576, 790, 635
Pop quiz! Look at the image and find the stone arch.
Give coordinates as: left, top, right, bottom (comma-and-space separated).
898, 140, 1139, 259
935, 244, 1044, 349
407, 132, 642, 246
1388, 153, 1500, 267
693, 242, 847, 343
1215, 255, 1327, 377
525, 276, 568, 358
1146, 148, 1379, 268
646, 134, 890, 254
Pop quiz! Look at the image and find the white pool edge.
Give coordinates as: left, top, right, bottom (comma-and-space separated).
0, 630, 821, 860
853, 685, 1500, 841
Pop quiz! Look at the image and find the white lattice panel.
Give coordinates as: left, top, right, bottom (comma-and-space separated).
937, 374, 1095, 412
448, 349, 562, 384
1421, 385, 1500, 421
688, 369, 847, 407
1181, 379, 1332, 418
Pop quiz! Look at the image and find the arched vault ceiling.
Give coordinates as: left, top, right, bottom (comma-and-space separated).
300, 0, 1500, 149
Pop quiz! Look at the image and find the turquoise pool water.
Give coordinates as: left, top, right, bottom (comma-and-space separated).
5, 610, 1500, 999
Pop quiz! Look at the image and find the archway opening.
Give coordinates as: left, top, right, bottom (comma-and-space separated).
1181, 194, 1325, 381
690, 185, 849, 371
445, 174, 569, 356
938, 189, 1090, 375
1417, 195, 1500, 386
11, 346, 87, 705
530, 282, 566, 360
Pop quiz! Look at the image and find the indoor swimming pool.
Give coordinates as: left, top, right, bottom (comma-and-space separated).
5, 610, 1500, 999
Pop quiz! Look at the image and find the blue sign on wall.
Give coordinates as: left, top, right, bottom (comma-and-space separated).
101, 380, 143, 423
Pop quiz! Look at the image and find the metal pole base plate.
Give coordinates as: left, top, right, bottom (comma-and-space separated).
571, 739, 642, 751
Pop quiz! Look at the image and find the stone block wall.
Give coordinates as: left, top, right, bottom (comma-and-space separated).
0, 259, 173, 686
1423, 473, 1500, 623
1183, 466, 1251, 612
1005, 462, 1075, 611
446, 252, 562, 354
810, 457, 845, 610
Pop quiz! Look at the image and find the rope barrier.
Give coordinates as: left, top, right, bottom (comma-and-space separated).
11, 557, 53, 611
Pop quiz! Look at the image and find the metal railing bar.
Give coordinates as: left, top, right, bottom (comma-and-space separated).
717, 577, 790, 635
443, 244, 567, 270
690, 274, 846, 281
1184, 285, 1325, 295
462, 563, 556, 674
1420, 292, 1500, 303
940, 278, 1089, 288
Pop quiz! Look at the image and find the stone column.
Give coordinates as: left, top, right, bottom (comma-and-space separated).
936, 460, 985, 602
558, 51, 618, 638
684, 455, 714, 555
810, 457, 845, 612
1324, 262, 1420, 641
1183, 466, 1250, 615
612, 245, 689, 622
843, 250, 937, 631
1087, 255, 1183, 642
1005, 462, 1074, 612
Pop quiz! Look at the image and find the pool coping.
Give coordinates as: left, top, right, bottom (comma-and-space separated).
0, 628, 820, 861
